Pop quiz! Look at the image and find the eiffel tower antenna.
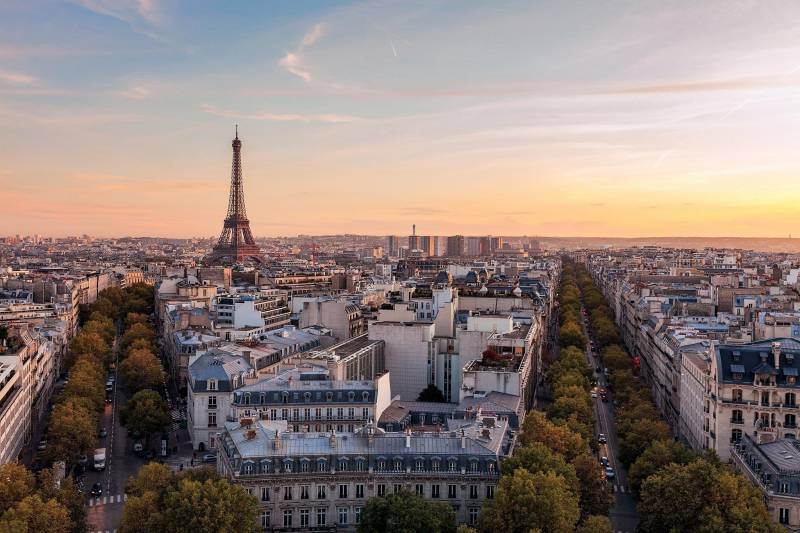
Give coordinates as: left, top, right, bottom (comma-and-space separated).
207, 129, 264, 264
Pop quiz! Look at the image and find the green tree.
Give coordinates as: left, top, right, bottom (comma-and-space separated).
417, 383, 447, 402
480, 469, 579, 533
0, 462, 35, 514
62, 357, 106, 411
559, 321, 586, 349
46, 399, 96, 464
0, 494, 72, 533
120, 348, 164, 393
66, 331, 109, 368
125, 462, 172, 497
160, 478, 259, 533
120, 390, 170, 444
576, 515, 613, 533
119, 491, 163, 533
628, 439, 695, 495
638, 458, 781, 533
572, 453, 612, 517
519, 411, 588, 463
618, 418, 671, 466
547, 386, 593, 425
125, 312, 150, 328
358, 490, 456, 533
502, 443, 580, 498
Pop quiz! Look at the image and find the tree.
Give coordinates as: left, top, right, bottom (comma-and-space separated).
358, 490, 456, 533
519, 411, 588, 463
480, 469, 579, 533
120, 348, 164, 393
125, 312, 150, 329
559, 321, 586, 349
572, 453, 613, 517
638, 458, 781, 533
576, 515, 613, 533
0, 494, 72, 533
62, 356, 106, 411
417, 384, 447, 403
119, 491, 163, 533
46, 399, 96, 464
66, 331, 109, 368
126, 462, 172, 497
121, 390, 170, 444
628, 439, 695, 495
120, 323, 155, 353
37, 469, 87, 533
160, 478, 259, 533
0, 462, 35, 514
502, 443, 579, 498
547, 386, 593, 425
618, 418, 671, 467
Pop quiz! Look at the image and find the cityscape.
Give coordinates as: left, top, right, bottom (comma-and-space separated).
2, 2, 800, 533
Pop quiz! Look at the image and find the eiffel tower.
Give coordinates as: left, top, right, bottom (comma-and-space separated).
208, 127, 264, 264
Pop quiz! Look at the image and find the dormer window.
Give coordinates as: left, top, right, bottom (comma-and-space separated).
207, 379, 217, 391
348, 391, 355, 402
362, 391, 369, 401
326, 392, 333, 401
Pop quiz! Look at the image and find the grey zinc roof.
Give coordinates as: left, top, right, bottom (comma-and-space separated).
189, 352, 252, 383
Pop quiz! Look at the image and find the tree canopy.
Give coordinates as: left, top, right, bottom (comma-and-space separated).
358, 489, 456, 533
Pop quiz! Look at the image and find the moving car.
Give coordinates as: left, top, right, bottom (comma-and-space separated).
37, 438, 47, 451
600, 456, 609, 467
605, 467, 616, 480
98, 427, 108, 438
93, 448, 106, 471
597, 433, 607, 444
91, 482, 103, 497
202, 453, 217, 463
133, 441, 143, 453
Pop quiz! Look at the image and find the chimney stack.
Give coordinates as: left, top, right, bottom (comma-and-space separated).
329, 430, 337, 449
460, 429, 466, 449
405, 428, 411, 448
773, 342, 782, 370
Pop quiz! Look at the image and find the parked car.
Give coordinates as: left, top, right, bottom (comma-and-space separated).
37, 438, 47, 451
202, 453, 217, 463
133, 441, 143, 453
98, 427, 108, 438
78, 454, 88, 465
605, 467, 616, 480
590, 391, 598, 399
600, 456, 609, 467
596, 366, 602, 373
90, 482, 103, 497
597, 433, 607, 444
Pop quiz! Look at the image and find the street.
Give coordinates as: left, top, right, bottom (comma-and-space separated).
581, 310, 638, 533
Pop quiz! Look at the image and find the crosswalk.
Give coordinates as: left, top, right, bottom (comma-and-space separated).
612, 484, 628, 493
88, 530, 117, 533
88, 494, 127, 507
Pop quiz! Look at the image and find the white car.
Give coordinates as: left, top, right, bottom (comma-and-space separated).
591, 391, 598, 399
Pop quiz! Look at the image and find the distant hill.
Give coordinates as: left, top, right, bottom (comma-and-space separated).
535, 237, 800, 253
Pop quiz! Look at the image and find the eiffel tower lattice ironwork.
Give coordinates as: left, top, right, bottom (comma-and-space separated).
208, 127, 264, 264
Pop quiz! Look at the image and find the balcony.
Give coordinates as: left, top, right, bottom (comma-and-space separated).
730, 418, 744, 425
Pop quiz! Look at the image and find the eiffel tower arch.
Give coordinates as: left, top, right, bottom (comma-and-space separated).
207, 128, 264, 265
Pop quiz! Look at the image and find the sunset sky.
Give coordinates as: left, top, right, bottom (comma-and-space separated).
2, 1, 800, 238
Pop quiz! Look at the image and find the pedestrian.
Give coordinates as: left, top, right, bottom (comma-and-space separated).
180, 463, 184, 471
190, 458, 194, 467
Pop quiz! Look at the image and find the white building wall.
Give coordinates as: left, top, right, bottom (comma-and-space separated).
368, 322, 434, 401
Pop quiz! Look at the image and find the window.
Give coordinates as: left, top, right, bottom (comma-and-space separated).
731, 428, 743, 443
470, 460, 479, 472
304, 408, 311, 420
339, 459, 348, 471
731, 409, 743, 423
432, 459, 440, 472
284, 460, 293, 473
301, 461, 309, 472
338, 507, 348, 524
486, 485, 495, 499
393, 484, 402, 494
318, 460, 328, 472
377, 459, 386, 471
339, 484, 348, 498
469, 485, 478, 499
270, 408, 277, 420
301, 485, 310, 499
377, 484, 386, 497
448, 484, 457, 498
260, 511, 270, 530
348, 391, 355, 402
348, 407, 355, 419
469, 508, 480, 525
337, 407, 344, 419
207, 412, 217, 427
449, 460, 457, 472
431, 484, 440, 498
326, 408, 333, 420
283, 510, 292, 528
243, 463, 253, 475
283, 487, 293, 500
732, 388, 742, 401
261, 487, 270, 502
487, 461, 495, 473
355, 507, 362, 524
316, 508, 327, 526
780, 508, 790, 524
356, 484, 364, 498
415, 459, 424, 471
208, 379, 217, 391
394, 459, 403, 471
787, 393, 797, 407
317, 485, 326, 499
415, 484, 424, 496
208, 395, 217, 409
281, 408, 288, 420
300, 509, 309, 527
292, 408, 300, 420
355, 458, 365, 471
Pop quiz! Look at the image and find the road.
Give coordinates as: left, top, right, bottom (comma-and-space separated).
581, 309, 638, 533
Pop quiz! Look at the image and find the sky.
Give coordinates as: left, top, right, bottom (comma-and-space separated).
2, 0, 800, 238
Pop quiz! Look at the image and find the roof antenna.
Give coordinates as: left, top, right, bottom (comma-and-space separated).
235, 124, 238, 139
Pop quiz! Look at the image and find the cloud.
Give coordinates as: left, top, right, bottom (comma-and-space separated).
604, 74, 800, 95
0, 70, 36, 85
72, 0, 167, 42
396, 206, 450, 216
120, 85, 152, 99
200, 103, 359, 124
279, 23, 325, 82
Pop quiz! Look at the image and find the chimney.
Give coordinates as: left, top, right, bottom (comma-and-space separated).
405, 428, 411, 448
329, 430, 337, 449
460, 429, 466, 449
273, 433, 282, 450
773, 342, 782, 370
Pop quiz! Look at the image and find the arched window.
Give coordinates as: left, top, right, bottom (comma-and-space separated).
487, 461, 495, 473
377, 458, 386, 471
362, 391, 369, 401
244, 393, 251, 405
304, 392, 312, 402
318, 459, 328, 472
348, 391, 355, 402
470, 460, 479, 473
284, 460, 293, 473
339, 458, 348, 471
394, 458, 403, 471
431, 459, 440, 472
449, 460, 457, 472
355, 458, 365, 471
282, 391, 289, 404
415, 459, 424, 471
326, 392, 333, 401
